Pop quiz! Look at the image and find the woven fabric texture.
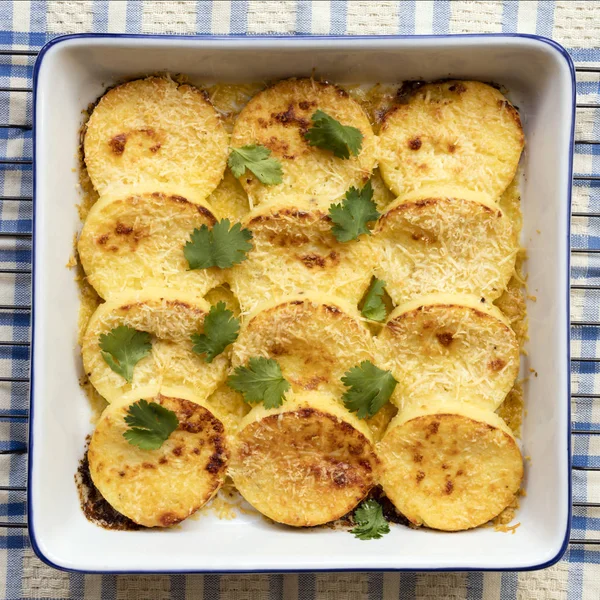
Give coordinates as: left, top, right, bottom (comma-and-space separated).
0, 1, 599, 598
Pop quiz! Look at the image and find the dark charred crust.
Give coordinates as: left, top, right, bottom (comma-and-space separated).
302, 376, 327, 390
172, 446, 183, 457
448, 82, 467, 93
413, 453, 423, 463
108, 134, 127, 155
448, 143, 457, 153
416, 470, 425, 484
271, 103, 310, 131
444, 480, 454, 494
142, 462, 155, 469
76, 447, 142, 531
298, 100, 317, 110
425, 421, 440, 439
323, 304, 341, 315
436, 332, 454, 347
115, 222, 134, 235
159, 512, 182, 527
408, 137, 422, 150
149, 144, 161, 153
169, 194, 190, 204
194, 204, 217, 224
300, 253, 326, 268
97, 233, 109, 246
396, 80, 426, 104
158, 457, 168, 465
488, 358, 506, 372
290, 300, 304, 305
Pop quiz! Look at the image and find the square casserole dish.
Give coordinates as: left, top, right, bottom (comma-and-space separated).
30, 34, 574, 573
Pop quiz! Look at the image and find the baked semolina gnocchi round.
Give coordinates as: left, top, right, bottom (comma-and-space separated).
84, 77, 228, 198
81, 288, 228, 403
229, 200, 376, 314
78, 188, 224, 300
377, 293, 519, 412
231, 294, 375, 395
88, 385, 229, 527
378, 403, 523, 531
378, 80, 524, 200
230, 78, 377, 207
230, 391, 379, 526
373, 189, 517, 305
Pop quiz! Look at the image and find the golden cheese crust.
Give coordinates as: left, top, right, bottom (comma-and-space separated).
230, 392, 379, 526
81, 288, 228, 402
373, 190, 517, 305
378, 80, 524, 200
230, 78, 377, 207
84, 77, 228, 198
378, 404, 523, 531
231, 294, 375, 395
229, 201, 376, 314
77, 189, 224, 300
88, 386, 229, 527
377, 294, 519, 412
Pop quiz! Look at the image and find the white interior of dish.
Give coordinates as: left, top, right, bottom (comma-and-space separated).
31, 35, 572, 572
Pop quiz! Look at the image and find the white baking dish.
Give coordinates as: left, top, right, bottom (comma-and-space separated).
30, 34, 574, 573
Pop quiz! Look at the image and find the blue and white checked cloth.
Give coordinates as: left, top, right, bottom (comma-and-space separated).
1, 1, 599, 598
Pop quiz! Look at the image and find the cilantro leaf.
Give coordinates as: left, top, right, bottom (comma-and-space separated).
342, 360, 397, 419
123, 399, 179, 451
184, 219, 253, 270
99, 326, 152, 383
351, 499, 390, 540
304, 109, 363, 159
228, 145, 283, 185
191, 301, 240, 363
329, 181, 380, 242
361, 278, 387, 322
227, 357, 290, 409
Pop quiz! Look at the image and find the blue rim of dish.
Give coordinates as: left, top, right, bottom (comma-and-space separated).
28, 32, 575, 575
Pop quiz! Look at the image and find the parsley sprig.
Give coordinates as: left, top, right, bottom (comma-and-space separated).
227, 357, 290, 409
351, 499, 390, 540
361, 278, 388, 322
184, 219, 253, 270
329, 181, 380, 243
304, 109, 363, 159
123, 399, 179, 451
342, 360, 397, 419
99, 325, 152, 383
228, 145, 283, 185
191, 302, 240, 363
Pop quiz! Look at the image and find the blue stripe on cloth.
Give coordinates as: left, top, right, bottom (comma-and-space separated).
398, 0, 415, 35
204, 573, 220, 599
92, 0, 110, 33
536, 0, 554, 39
296, 0, 312, 35
330, 0, 347, 35
368, 571, 383, 600
230, 0, 248, 35
171, 574, 186, 599
467, 571, 483, 600
269, 574, 283, 600
126, 0, 143, 34
299, 573, 315, 600
500, 571, 518, 600
100, 575, 117, 600
502, 0, 519, 32
196, 0, 212, 34
69, 573, 85, 599
432, 0, 451, 34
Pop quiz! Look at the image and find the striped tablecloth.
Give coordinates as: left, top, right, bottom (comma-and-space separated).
1, 1, 599, 599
